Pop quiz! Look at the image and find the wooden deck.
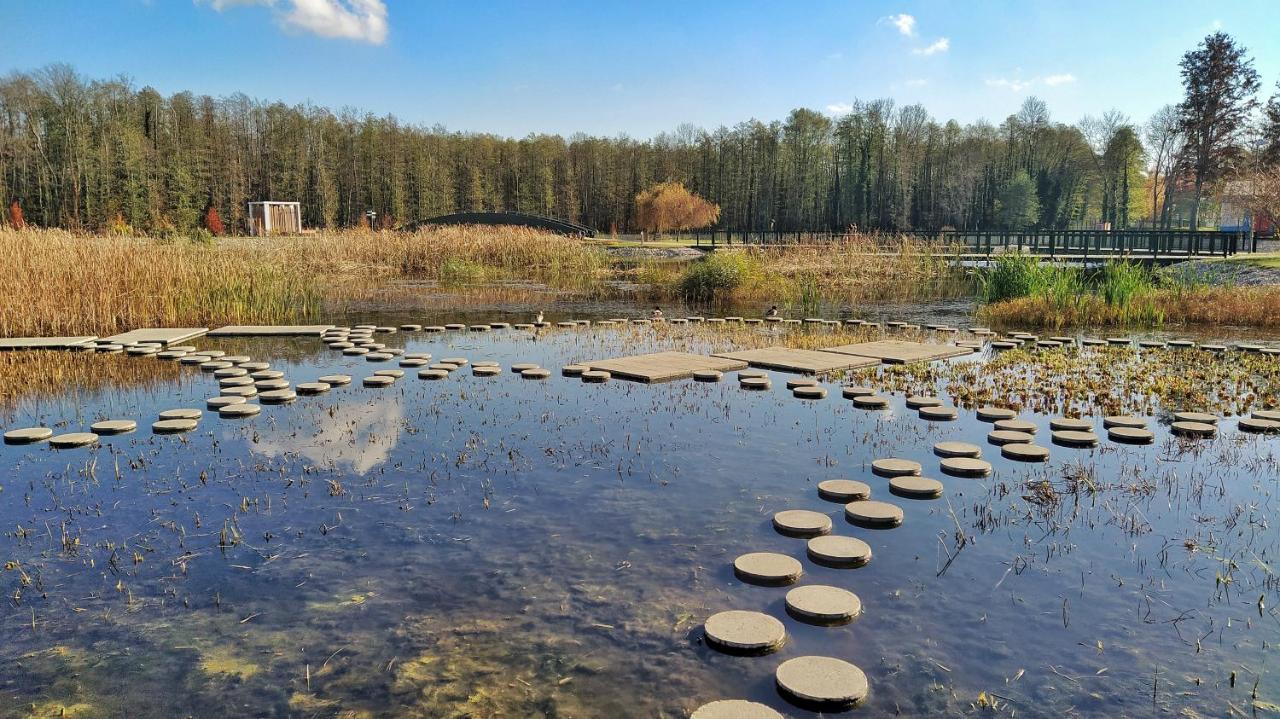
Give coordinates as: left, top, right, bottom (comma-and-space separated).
208, 325, 334, 337
0, 336, 97, 351
820, 340, 973, 365
711, 346, 879, 374
102, 328, 208, 345
587, 351, 748, 383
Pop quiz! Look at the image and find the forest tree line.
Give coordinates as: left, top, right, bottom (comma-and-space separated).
2, 33, 1277, 235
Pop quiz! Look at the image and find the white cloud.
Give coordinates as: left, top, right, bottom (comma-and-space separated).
1044, 73, 1076, 86
826, 102, 854, 115
913, 37, 949, 56
986, 77, 1033, 92
905, 78, 929, 87
883, 13, 917, 36
199, 0, 388, 44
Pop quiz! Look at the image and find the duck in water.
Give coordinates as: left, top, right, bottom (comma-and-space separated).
651, 306, 664, 320
766, 305, 779, 319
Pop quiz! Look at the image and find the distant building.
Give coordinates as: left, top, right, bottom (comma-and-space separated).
246, 201, 302, 236
1220, 181, 1275, 236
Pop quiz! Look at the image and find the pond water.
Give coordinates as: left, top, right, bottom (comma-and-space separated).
2, 309, 1278, 718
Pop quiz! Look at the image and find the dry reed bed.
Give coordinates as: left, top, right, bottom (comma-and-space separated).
0, 227, 607, 337
981, 284, 1280, 329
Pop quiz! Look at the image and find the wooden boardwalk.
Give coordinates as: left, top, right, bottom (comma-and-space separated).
208, 325, 334, 337
102, 328, 208, 345
712, 347, 878, 374
587, 351, 747, 383
820, 340, 973, 365
0, 336, 97, 351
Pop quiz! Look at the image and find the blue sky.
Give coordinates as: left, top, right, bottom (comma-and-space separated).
2, 0, 1277, 138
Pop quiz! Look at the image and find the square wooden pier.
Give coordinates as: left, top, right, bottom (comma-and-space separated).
587, 351, 748, 383
712, 346, 879, 374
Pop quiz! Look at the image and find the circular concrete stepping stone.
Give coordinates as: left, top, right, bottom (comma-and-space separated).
841, 386, 875, 398
740, 377, 771, 390
785, 585, 862, 624
399, 358, 430, 368
889, 475, 944, 499
975, 407, 1017, 422
425, 326, 445, 332
994, 418, 1037, 434
126, 345, 158, 356
430, 363, 458, 372
871, 458, 920, 477
1049, 417, 1092, 432
1168, 340, 1196, 349
374, 369, 404, 378
1052, 430, 1099, 448
444, 324, 465, 330
773, 510, 833, 538
1171, 421, 1216, 438
844, 500, 903, 528
219, 404, 260, 418
259, 389, 298, 403
692, 369, 722, 382
468, 361, 498, 368
1253, 409, 1280, 421
96, 344, 124, 353
90, 419, 136, 435
733, 552, 803, 586
703, 610, 786, 654
239, 362, 270, 371
775, 656, 868, 710
738, 370, 767, 379
511, 363, 540, 372
441, 357, 469, 366
1201, 344, 1227, 353
812, 473, 875, 502
1138, 340, 1167, 349
1240, 417, 1280, 434
582, 370, 611, 383
905, 395, 942, 409
1173, 411, 1217, 424
156, 350, 188, 360
561, 365, 589, 376
418, 369, 449, 380
318, 374, 352, 386
918, 405, 957, 421
400, 324, 422, 331
222, 387, 259, 399
328, 342, 354, 350
199, 361, 232, 372
343, 347, 370, 356
468, 325, 491, 332
940, 457, 992, 477
1080, 338, 1106, 346
213, 367, 248, 379
852, 394, 889, 409
250, 370, 284, 380
1103, 415, 1146, 429
207, 396, 246, 409
363, 375, 395, 388
490, 322, 510, 329
220, 377, 255, 388
1106, 337, 1132, 345
690, 700, 784, 719
787, 378, 818, 389
159, 409, 202, 421
364, 352, 393, 362
221, 355, 252, 364
49, 432, 99, 448
933, 441, 981, 458
556, 321, 576, 328
255, 379, 290, 391
1001, 443, 1050, 462
806, 534, 872, 567
991, 341, 1018, 350
152, 418, 198, 433
793, 386, 827, 399
988, 429, 1035, 446
4, 427, 53, 444
1108, 426, 1154, 444
295, 382, 331, 395
472, 366, 501, 377
521, 368, 551, 380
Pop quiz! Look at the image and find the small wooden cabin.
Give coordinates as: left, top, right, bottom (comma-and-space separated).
246, 202, 302, 236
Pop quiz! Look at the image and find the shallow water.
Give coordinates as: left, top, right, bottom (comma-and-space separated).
2, 314, 1279, 718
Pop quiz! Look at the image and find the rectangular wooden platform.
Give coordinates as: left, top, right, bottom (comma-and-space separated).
587, 351, 747, 383
711, 346, 879, 374
208, 325, 334, 337
820, 339, 973, 365
102, 328, 208, 345
0, 336, 97, 351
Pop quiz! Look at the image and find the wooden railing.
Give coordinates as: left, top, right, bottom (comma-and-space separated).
689, 228, 1254, 257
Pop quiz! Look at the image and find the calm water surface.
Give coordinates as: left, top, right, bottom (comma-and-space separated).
2, 311, 1278, 718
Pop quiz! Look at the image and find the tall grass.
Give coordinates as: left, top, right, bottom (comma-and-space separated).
0, 226, 607, 337
664, 233, 971, 305
977, 255, 1169, 328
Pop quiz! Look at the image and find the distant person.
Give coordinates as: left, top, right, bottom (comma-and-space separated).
766, 305, 779, 319
651, 306, 663, 320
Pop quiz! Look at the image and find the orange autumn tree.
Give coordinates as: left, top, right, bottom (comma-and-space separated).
634, 182, 720, 236
8, 201, 24, 229
205, 205, 225, 236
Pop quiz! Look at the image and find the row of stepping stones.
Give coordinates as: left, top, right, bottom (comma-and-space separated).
692, 445, 979, 716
